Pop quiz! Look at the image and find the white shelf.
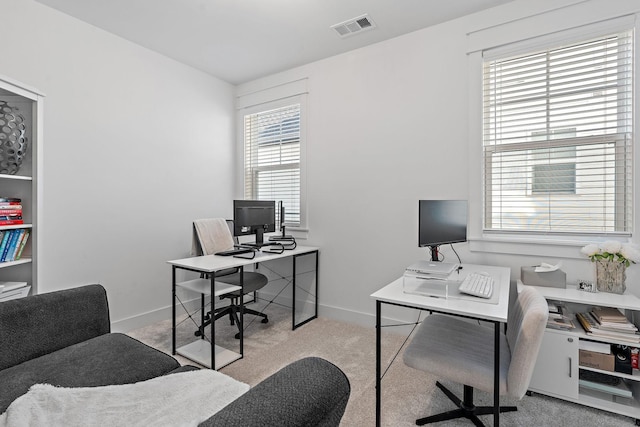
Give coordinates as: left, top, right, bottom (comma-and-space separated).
531, 284, 640, 312
0, 258, 31, 269
0, 224, 32, 231
579, 388, 640, 420
0, 174, 32, 181
529, 283, 640, 422
177, 339, 242, 369
176, 278, 241, 297
580, 366, 640, 383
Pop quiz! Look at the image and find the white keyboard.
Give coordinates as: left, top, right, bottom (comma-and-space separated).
458, 273, 493, 299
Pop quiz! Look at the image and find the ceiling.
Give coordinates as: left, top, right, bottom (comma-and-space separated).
34, 0, 516, 85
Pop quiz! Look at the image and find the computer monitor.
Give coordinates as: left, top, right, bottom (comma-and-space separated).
418, 199, 468, 262
233, 200, 276, 246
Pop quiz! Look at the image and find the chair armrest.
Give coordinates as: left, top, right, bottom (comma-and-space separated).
199, 357, 350, 427
0, 284, 110, 370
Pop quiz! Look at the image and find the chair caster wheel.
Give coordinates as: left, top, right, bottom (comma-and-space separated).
261, 318, 269, 324
194, 330, 202, 337
234, 332, 241, 339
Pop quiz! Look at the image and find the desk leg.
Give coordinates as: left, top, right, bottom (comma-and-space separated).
239, 266, 244, 358
494, 321, 500, 426
210, 271, 216, 370
292, 250, 319, 330
292, 254, 296, 331
171, 266, 176, 355
376, 300, 381, 427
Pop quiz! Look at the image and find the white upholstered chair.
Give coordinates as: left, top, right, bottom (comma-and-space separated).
403, 285, 548, 426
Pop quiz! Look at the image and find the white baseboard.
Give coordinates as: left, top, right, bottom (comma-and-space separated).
113, 294, 423, 336
111, 297, 201, 333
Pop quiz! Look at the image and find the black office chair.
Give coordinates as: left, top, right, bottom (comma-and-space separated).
192, 218, 269, 339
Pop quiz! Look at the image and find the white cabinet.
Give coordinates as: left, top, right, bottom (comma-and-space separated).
0, 76, 43, 297
529, 329, 579, 400
529, 284, 640, 424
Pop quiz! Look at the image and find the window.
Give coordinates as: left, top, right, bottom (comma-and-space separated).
243, 102, 302, 226
483, 29, 634, 235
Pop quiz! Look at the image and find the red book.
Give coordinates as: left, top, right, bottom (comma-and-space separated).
0, 220, 24, 225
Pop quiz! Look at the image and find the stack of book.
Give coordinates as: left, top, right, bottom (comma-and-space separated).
0, 198, 23, 225
546, 300, 576, 331
0, 228, 29, 262
576, 307, 640, 344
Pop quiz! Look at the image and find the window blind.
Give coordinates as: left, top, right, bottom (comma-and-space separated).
483, 29, 634, 235
244, 103, 301, 226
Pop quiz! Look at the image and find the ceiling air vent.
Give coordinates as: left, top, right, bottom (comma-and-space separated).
331, 14, 376, 38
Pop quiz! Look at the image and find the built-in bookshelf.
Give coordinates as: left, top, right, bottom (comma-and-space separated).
0, 75, 43, 300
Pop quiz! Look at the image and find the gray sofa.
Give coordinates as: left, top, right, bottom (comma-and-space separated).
0, 284, 350, 426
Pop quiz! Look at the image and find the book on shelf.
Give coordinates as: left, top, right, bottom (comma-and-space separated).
3, 229, 25, 262
547, 300, 563, 314
0, 198, 21, 204
0, 219, 24, 225
589, 308, 638, 333
546, 300, 575, 330
0, 229, 29, 262
0, 198, 23, 225
1, 229, 19, 261
14, 229, 29, 260
547, 316, 576, 330
576, 312, 640, 344
0, 231, 12, 260
0, 208, 21, 214
592, 307, 629, 324
0, 281, 28, 292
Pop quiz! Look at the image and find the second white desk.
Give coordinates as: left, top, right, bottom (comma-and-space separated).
168, 245, 319, 369
371, 263, 511, 427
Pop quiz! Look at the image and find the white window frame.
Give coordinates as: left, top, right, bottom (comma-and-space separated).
236, 85, 308, 236
467, 14, 639, 259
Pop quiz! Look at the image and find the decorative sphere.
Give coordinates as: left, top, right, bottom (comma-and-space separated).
0, 100, 28, 175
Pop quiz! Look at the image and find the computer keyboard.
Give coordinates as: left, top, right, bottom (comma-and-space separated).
215, 248, 254, 256
458, 273, 494, 299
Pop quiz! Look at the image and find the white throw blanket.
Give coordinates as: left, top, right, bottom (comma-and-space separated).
0, 370, 249, 427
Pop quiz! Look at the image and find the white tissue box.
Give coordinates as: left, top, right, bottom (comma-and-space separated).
521, 266, 566, 288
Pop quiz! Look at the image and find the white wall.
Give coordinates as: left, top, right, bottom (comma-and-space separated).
1, 0, 236, 330
3, 0, 638, 331
238, 0, 640, 326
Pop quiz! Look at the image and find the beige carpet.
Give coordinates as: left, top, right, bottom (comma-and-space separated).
128, 301, 630, 426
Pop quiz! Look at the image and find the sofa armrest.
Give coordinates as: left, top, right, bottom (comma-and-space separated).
200, 357, 350, 427
0, 284, 110, 370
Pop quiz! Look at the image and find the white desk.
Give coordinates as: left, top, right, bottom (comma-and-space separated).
168, 245, 319, 369
371, 264, 510, 427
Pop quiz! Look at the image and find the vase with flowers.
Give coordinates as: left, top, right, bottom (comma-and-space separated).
580, 241, 640, 294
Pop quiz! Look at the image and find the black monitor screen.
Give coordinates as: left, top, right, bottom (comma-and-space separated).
418, 200, 468, 247
233, 200, 276, 245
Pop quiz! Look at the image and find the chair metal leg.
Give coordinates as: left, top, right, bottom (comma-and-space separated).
415, 382, 517, 426
197, 300, 268, 339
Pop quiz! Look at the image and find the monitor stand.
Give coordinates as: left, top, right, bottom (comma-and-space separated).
254, 228, 265, 246
244, 229, 267, 248
270, 225, 293, 241
429, 245, 440, 262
